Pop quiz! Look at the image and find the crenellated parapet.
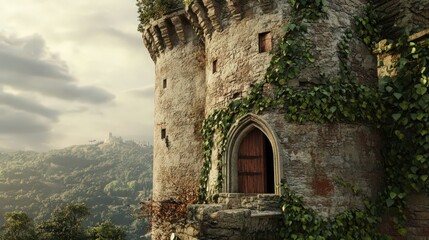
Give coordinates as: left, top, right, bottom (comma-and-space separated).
185, 0, 220, 38
184, 0, 275, 38
142, 9, 197, 61
142, 0, 277, 61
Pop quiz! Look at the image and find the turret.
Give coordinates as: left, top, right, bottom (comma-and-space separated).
141, 9, 206, 232
178, 0, 382, 211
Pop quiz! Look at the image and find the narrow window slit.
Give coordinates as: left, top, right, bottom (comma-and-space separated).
299, 81, 316, 87
213, 59, 218, 73
161, 128, 166, 139
259, 32, 272, 53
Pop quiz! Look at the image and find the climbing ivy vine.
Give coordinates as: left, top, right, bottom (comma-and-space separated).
354, 2, 429, 233
379, 34, 429, 232
135, 0, 428, 237
197, 0, 428, 238
199, 0, 384, 200
354, 3, 381, 50
279, 183, 389, 240
288, 0, 329, 20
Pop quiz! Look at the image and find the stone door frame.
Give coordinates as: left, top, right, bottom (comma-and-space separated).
223, 113, 282, 195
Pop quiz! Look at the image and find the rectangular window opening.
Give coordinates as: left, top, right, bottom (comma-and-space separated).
259, 32, 272, 53
163, 79, 167, 89
161, 128, 166, 139
212, 59, 217, 73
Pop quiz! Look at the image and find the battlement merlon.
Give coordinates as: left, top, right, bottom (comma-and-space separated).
142, 9, 198, 62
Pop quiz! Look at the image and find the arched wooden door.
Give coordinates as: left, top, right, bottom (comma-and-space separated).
237, 128, 274, 194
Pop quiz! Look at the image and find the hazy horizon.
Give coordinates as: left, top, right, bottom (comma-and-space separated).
0, 132, 154, 153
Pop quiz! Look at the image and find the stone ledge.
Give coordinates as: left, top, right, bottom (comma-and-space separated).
250, 210, 282, 218
218, 193, 281, 211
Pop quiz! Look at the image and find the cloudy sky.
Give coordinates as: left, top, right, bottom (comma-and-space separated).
0, 0, 155, 151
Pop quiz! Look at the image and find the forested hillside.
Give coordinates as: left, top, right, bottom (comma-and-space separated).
0, 136, 153, 239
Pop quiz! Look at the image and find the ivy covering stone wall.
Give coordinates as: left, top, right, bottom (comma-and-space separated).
138, 0, 429, 238
196, 0, 428, 238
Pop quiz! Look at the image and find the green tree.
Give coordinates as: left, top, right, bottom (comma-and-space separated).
87, 220, 127, 240
0, 211, 38, 240
137, 0, 183, 31
37, 203, 90, 240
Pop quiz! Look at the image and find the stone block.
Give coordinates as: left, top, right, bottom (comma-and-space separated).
218, 193, 244, 209
241, 196, 258, 209
205, 228, 235, 238
187, 204, 225, 222
257, 194, 281, 211
209, 209, 251, 229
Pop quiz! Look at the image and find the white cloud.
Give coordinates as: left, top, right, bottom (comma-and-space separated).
0, 33, 115, 103
124, 84, 155, 99
0, 90, 59, 120
0, 106, 52, 150
0, 0, 155, 151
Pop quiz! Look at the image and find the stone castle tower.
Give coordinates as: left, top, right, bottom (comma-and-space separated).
141, 0, 429, 239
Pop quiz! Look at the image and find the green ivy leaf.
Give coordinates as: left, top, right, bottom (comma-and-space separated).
398, 58, 408, 67
385, 86, 393, 93
392, 113, 402, 121
393, 92, 402, 99
394, 130, 405, 140
399, 101, 409, 110
416, 113, 425, 121
415, 84, 427, 95
386, 198, 394, 207
398, 228, 407, 236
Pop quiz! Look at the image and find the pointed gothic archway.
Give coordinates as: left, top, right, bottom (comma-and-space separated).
223, 114, 282, 194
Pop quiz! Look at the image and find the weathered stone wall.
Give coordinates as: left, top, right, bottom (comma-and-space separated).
218, 193, 281, 211
262, 117, 384, 216
146, 0, 380, 206
380, 194, 429, 240
376, 29, 429, 240
205, 116, 384, 218
147, 11, 206, 202
377, 29, 429, 80
376, 0, 429, 39
141, 1, 429, 239
184, 0, 377, 114
306, 0, 377, 86
198, 0, 380, 207
175, 203, 282, 240
199, 1, 289, 111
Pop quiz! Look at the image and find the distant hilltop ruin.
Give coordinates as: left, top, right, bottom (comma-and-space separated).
103, 132, 123, 144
